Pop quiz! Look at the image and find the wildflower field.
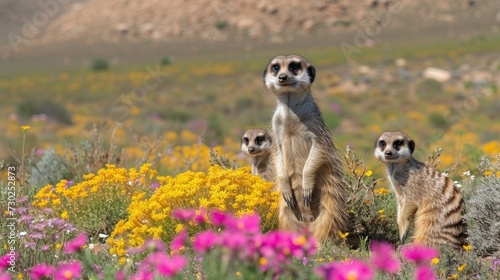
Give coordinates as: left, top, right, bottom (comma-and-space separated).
1, 35, 500, 279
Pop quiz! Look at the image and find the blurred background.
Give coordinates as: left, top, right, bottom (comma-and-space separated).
0, 0, 499, 182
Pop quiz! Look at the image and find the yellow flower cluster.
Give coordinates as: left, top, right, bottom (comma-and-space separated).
108, 165, 278, 256
33, 164, 158, 233
374, 187, 390, 196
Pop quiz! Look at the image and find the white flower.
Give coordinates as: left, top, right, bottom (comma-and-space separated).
454, 181, 462, 188
462, 171, 471, 177
470, 175, 475, 180
442, 172, 448, 176
88, 243, 95, 250
19, 232, 27, 236
99, 233, 109, 238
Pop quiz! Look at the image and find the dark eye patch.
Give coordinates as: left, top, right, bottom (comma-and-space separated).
243, 137, 249, 145
271, 64, 280, 72
256, 136, 264, 145
289, 62, 301, 72
393, 140, 404, 149
379, 140, 386, 148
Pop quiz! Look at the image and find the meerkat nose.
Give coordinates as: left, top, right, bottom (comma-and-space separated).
278, 74, 288, 83
385, 151, 392, 156
248, 147, 255, 152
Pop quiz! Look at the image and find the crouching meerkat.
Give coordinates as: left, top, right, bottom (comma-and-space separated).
241, 128, 274, 182
374, 131, 467, 248
264, 54, 348, 242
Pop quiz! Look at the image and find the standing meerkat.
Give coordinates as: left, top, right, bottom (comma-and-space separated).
264, 54, 348, 242
374, 131, 467, 248
241, 128, 274, 182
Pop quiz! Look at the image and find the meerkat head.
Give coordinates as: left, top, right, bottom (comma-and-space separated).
374, 131, 415, 164
263, 55, 316, 96
241, 128, 272, 157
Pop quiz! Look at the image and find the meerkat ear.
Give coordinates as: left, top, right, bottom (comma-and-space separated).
409, 140, 415, 154
307, 65, 316, 84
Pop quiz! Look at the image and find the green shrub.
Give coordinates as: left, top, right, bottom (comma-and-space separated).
30, 149, 71, 190
465, 154, 500, 257
17, 99, 73, 125
343, 146, 399, 245
91, 58, 109, 71
160, 56, 172, 66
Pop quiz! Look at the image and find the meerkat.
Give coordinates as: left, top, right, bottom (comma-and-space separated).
264, 54, 348, 242
241, 128, 274, 182
374, 131, 467, 248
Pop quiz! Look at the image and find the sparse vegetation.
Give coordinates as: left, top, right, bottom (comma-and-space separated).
91, 58, 109, 72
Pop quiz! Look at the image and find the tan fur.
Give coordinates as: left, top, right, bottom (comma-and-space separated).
241, 128, 274, 182
264, 55, 348, 242
374, 131, 467, 248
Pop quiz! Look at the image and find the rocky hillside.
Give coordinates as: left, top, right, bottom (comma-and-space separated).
17, 0, 500, 46
1, 0, 498, 59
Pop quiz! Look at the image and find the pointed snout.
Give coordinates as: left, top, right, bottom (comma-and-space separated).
278, 74, 288, 84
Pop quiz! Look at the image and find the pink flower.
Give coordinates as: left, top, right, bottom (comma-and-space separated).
401, 244, 439, 264
0, 272, 10, 280
63, 233, 87, 254
130, 269, 153, 280
156, 255, 187, 277
171, 229, 187, 252
211, 210, 231, 227
29, 263, 55, 280
227, 214, 260, 234
194, 208, 206, 224
370, 241, 400, 274
0, 252, 17, 270
172, 209, 196, 222
54, 261, 82, 280
415, 265, 437, 280
115, 270, 126, 280
129, 239, 166, 255
193, 230, 218, 253
316, 260, 373, 280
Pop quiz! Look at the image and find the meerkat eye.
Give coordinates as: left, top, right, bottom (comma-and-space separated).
379, 140, 386, 148
393, 140, 403, 149
271, 64, 280, 72
243, 137, 249, 145
256, 136, 264, 145
289, 62, 301, 72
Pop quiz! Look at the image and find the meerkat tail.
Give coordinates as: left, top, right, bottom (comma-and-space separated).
278, 197, 306, 232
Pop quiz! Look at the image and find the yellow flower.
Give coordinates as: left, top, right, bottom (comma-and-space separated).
457, 263, 467, 272
175, 224, 184, 233
364, 199, 371, 205
338, 231, 349, 240
431, 258, 440, 265
119, 257, 127, 265
17, 273, 23, 279
374, 188, 390, 196
55, 243, 61, 249
447, 274, 458, 280
259, 257, 268, 266
236, 271, 242, 277
462, 244, 472, 251
292, 235, 307, 246
21, 126, 30, 132
484, 171, 493, 177
378, 209, 385, 214
61, 211, 69, 220
496, 171, 500, 178
365, 170, 373, 177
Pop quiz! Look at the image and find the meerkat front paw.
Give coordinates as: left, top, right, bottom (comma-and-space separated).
303, 185, 313, 207
278, 177, 296, 209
